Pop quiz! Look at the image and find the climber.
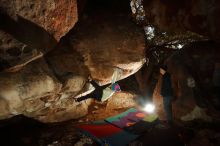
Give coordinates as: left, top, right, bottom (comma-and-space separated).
75, 68, 122, 102
76, 79, 121, 102
160, 64, 174, 125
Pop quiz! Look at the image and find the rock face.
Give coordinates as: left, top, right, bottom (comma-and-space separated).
0, 0, 78, 71
0, 31, 44, 72
0, 58, 94, 122
46, 6, 146, 85
106, 92, 136, 110
0, 0, 146, 122
0, 59, 61, 119
0, 0, 78, 40
143, 0, 220, 41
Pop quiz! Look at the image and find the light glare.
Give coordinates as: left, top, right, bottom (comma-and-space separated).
143, 103, 155, 113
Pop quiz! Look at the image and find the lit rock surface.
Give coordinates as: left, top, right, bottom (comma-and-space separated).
0, 0, 78, 71
46, 8, 146, 85
0, 0, 146, 122
106, 92, 136, 109
0, 0, 145, 122
0, 0, 78, 40
0, 58, 94, 122
35, 98, 93, 123
0, 59, 61, 120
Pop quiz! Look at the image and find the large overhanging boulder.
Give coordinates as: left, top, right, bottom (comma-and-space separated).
0, 0, 145, 122
46, 9, 146, 85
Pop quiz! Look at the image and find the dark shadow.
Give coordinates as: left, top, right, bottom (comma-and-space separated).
85, 0, 131, 14
0, 115, 47, 146
137, 126, 186, 146
0, 11, 57, 54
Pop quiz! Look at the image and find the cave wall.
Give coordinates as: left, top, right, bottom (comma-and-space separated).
153, 41, 220, 120
143, 0, 220, 41
129, 0, 220, 120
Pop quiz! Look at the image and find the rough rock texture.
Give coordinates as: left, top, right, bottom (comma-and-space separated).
0, 0, 78, 71
46, 6, 146, 85
0, 57, 94, 122
0, 0, 145, 122
0, 57, 99, 122
0, 0, 78, 40
106, 92, 136, 109
0, 31, 43, 72
36, 98, 92, 123
143, 0, 220, 41
0, 59, 61, 119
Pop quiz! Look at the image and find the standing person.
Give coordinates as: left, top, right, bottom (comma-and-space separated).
160, 65, 174, 125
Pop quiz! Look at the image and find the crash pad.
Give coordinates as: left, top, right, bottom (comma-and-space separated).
105, 108, 147, 128
125, 119, 160, 134
78, 121, 138, 146
77, 108, 159, 145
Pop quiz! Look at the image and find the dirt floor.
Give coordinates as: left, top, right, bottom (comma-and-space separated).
1, 101, 220, 146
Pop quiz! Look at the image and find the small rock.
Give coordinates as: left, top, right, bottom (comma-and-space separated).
47, 141, 61, 146
106, 92, 136, 109
74, 137, 93, 146
92, 111, 98, 114
78, 120, 83, 123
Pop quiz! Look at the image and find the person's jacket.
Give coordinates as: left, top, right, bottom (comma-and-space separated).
161, 72, 173, 97
90, 80, 115, 101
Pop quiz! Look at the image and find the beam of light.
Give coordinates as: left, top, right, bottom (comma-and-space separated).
143, 103, 155, 113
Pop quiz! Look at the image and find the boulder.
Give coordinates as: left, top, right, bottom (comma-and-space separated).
35, 98, 92, 123
0, 31, 43, 72
0, 0, 78, 40
0, 57, 96, 122
106, 92, 136, 109
46, 8, 146, 85
0, 0, 78, 71
0, 58, 62, 119
0, 0, 145, 122
0, 98, 10, 119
